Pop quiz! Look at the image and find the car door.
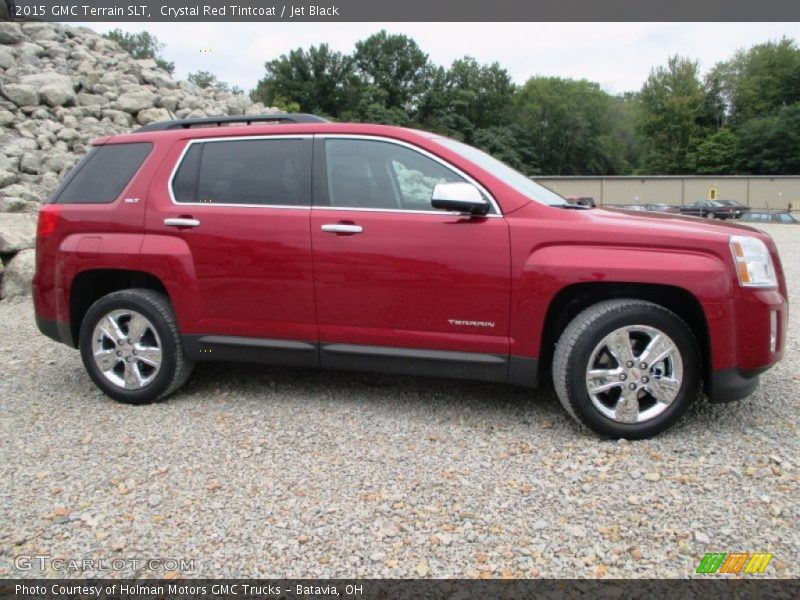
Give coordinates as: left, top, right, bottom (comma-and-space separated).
310, 136, 511, 380
144, 135, 317, 351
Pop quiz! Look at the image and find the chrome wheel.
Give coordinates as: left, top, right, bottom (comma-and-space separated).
585, 325, 683, 424
91, 309, 162, 390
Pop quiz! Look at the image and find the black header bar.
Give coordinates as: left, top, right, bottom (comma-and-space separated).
6, 0, 800, 22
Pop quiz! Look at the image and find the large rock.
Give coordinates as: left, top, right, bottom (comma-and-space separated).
20, 73, 76, 108
1, 248, 36, 298
116, 89, 155, 113
136, 107, 171, 126
1, 84, 39, 108
0, 213, 37, 255
0, 22, 25, 45
3, 137, 39, 158
142, 70, 176, 89
0, 46, 14, 70
0, 109, 14, 127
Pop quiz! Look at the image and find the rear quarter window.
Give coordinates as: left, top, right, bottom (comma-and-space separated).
52, 143, 153, 204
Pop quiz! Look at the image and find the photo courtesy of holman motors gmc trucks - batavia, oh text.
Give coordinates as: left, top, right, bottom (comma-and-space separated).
33, 113, 788, 439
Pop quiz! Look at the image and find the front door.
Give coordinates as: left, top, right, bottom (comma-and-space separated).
311, 136, 511, 374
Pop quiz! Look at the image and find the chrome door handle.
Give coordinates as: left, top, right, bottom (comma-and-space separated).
321, 224, 363, 234
164, 218, 200, 228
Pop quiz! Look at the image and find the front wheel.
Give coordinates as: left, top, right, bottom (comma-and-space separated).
552, 299, 700, 439
79, 289, 193, 404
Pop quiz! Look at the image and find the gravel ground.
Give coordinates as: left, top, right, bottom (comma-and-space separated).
0, 224, 797, 579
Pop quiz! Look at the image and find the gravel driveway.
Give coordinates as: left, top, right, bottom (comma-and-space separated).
0, 224, 797, 579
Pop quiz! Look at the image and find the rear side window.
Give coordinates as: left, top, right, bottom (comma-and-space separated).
53, 143, 152, 204
171, 138, 311, 206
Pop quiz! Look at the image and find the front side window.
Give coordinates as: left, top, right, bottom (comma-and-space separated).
172, 138, 311, 206
323, 139, 469, 211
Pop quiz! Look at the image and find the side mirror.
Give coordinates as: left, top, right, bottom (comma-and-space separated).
431, 182, 490, 216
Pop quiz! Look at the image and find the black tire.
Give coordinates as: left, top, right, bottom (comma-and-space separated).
79, 289, 193, 404
707, 212, 716, 219
552, 299, 700, 439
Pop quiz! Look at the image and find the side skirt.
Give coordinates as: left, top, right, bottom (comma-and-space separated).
182, 335, 538, 387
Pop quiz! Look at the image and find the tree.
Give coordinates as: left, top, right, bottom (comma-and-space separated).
693, 129, 740, 174
251, 44, 359, 117
417, 58, 516, 144
188, 71, 230, 91
737, 104, 800, 174
353, 31, 431, 113
514, 77, 626, 175
103, 29, 174, 74
636, 56, 707, 173
711, 38, 800, 125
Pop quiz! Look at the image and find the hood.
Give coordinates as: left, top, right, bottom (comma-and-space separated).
587, 206, 765, 240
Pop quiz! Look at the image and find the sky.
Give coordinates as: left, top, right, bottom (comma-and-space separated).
79, 22, 800, 95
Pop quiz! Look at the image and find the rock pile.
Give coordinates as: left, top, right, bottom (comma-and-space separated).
0, 19, 278, 298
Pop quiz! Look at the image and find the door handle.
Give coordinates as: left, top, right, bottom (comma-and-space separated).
321, 224, 363, 234
164, 218, 200, 228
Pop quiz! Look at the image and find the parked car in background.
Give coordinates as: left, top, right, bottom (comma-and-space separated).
679, 200, 738, 220
564, 195, 596, 208
716, 200, 751, 219
643, 203, 680, 214
739, 211, 799, 224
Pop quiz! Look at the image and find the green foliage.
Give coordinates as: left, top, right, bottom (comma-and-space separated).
636, 56, 707, 174
103, 29, 174, 74
249, 33, 800, 176
737, 104, 800, 174
693, 129, 740, 174
252, 44, 359, 117
711, 38, 800, 124
187, 70, 231, 91
354, 30, 430, 111
515, 77, 627, 175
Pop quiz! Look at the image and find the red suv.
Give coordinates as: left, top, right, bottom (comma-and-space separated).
33, 114, 788, 438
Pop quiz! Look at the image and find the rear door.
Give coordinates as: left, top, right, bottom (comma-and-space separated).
310, 136, 511, 374
144, 135, 316, 344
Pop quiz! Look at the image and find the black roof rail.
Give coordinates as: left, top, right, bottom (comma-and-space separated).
135, 113, 329, 132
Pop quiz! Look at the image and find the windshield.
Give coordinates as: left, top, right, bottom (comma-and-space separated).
434, 138, 568, 206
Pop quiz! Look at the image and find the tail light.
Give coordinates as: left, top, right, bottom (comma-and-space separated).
37, 205, 62, 239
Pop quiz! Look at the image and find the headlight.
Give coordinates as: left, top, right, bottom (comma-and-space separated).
729, 235, 777, 287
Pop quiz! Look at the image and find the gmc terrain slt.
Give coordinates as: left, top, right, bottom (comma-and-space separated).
33, 114, 788, 438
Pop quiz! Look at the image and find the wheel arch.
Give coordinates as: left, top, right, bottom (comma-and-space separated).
69, 269, 170, 348
539, 282, 711, 391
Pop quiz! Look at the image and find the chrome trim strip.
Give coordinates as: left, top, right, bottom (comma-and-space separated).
321, 343, 507, 365
198, 335, 316, 352
165, 132, 503, 217
164, 217, 200, 228
321, 224, 363, 234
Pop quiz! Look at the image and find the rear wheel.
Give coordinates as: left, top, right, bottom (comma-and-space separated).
552, 299, 700, 439
707, 211, 716, 219
79, 289, 193, 404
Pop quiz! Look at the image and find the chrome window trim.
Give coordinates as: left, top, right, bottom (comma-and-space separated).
167, 132, 503, 217
317, 134, 502, 216
167, 134, 314, 208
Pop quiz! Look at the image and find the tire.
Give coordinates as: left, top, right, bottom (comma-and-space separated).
707, 212, 716, 219
552, 299, 700, 439
79, 289, 193, 404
